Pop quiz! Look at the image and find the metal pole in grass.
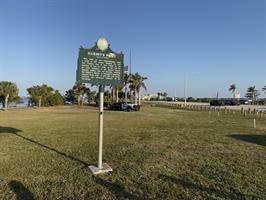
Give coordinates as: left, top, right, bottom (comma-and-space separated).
254, 118, 256, 128
88, 87, 113, 175
98, 85, 104, 169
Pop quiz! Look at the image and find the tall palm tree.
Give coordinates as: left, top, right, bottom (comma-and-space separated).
124, 73, 130, 101
0, 81, 19, 111
27, 84, 53, 107
129, 73, 148, 105
262, 85, 266, 94
245, 86, 259, 105
229, 84, 236, 94
110, 85, 123, 102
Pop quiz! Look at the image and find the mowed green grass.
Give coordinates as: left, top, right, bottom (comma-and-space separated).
0, 106, 266, 200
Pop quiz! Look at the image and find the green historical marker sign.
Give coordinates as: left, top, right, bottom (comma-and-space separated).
76, 38, 124, 86
76, 38, 124, 175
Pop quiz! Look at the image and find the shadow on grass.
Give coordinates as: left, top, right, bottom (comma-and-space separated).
94, 178, 149, 200
0, 126, 90, 168
0, 126, 22, 134
9, 180, 34, 200
159, 174, 245, 199
229, 134, 266, 147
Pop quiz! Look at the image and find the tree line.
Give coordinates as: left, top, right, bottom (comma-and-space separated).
0, 82, 65, 111
0, 72, 148, 111
1, 78, 265, 111
65, 73, 148, 106
229, 84, 266, 104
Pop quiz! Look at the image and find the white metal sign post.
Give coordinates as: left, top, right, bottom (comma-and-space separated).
88, 85, 112, 174
98, 86, 104, 169
76, 38, 124, 175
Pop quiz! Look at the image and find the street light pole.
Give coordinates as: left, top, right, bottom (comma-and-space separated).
184, 79, 187, 106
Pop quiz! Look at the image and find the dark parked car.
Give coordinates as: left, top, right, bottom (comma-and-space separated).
109, 102, 140, 111
210, 99, 224, 106
239, 99, 248, 105
109, 102, 123, 110
224, 99, 240, 106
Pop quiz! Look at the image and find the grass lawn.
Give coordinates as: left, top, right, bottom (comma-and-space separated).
0, 106, 266, 199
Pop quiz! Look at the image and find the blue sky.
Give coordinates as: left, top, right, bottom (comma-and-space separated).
0, 0, 265, 98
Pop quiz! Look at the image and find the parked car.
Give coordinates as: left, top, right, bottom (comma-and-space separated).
239, 99, 249, 105
109, 102, 140, 111
109, 102, 123, 110
224, 99, 240, 106
210, 99, 224, 106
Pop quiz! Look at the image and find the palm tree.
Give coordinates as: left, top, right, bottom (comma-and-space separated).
110, 85, 123, 102
245, 86, 259, 105
262, 85, 266, 94
129, 73, 148, 105
73, 82, 88, 106
0, 81, 19, 111
229, 84, 236, 94
27, 84, 53, 107
124, 73, 129, 101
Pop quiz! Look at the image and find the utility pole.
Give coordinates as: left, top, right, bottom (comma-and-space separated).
129, 50, 132, 101
184, 79, 187, 106
129, 50, 132, 75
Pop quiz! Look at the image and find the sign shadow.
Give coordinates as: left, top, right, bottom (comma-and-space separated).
0, 126, 90, 168
94, 177, 149, 200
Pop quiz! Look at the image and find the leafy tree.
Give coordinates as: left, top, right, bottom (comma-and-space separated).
65, 83, 90, 105
0, 81, 19, 111
245, 86, 259, 105
187, 97, 194, 102
73, 82, 90, 106
27, 84, 53, 107
229, 84, 236, 94
129, 73, 148, 105
65, 89, 76, 104
104, 90, 111, 102
88, 91, 97, 104
48, 90, 64, 106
